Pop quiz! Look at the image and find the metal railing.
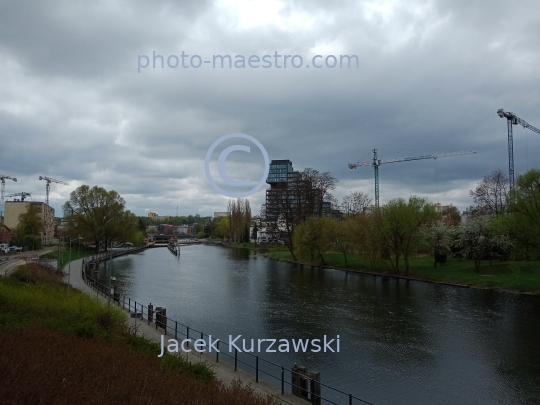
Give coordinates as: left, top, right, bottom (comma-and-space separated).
82, 258, 375, 405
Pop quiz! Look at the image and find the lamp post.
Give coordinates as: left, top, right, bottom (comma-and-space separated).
67, 236, 72, 288
108, 246, 115, 310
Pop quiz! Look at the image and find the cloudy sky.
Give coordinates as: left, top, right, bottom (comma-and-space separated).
1, 0, 539, 218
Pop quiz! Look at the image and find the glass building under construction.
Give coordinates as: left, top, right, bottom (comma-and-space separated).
265, 159, 332, 221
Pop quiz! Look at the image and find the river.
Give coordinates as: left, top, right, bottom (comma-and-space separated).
96, 244, 540, 405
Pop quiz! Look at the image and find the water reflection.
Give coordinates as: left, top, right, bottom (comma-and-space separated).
98, 245, 540, 405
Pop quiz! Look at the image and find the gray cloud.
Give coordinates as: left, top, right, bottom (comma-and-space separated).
1, 0, 539, 217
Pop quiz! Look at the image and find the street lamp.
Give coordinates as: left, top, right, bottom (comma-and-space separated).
68, 236, 72, 288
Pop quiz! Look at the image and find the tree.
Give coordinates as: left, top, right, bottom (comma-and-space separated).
263, 167, 338, 260
250, 223, 258, 242
227, 198, 252, 242
469, 169, 508, 217
293, 216, 334, 265
11, 204, 44, 250
501, 168, 540, 257
63, 185, 138, 253
422, 221, 453, 268
341, 191, 372, 216
350, 212, 385, 270
453, 216, 512, 272
329, 217, 357, 267
380, 196, 437, 274
216, 217, 230, 239
441, 204, 461, 226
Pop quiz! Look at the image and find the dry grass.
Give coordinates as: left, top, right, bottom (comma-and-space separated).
0, 328, 279, 405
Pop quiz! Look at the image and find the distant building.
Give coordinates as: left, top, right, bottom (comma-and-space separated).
214, 212, 228, 219
157, 224, 173, 234
0, 223, 11, 244
4, 201, 55, 246
148, 212, 158, 218
175, 224, 195, 235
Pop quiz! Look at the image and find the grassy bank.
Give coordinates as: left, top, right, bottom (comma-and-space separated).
40, 247, 95, 269
0, 263, 279, 405
266, 250, 540, 294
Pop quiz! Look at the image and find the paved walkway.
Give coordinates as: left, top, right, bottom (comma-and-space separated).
0, 247, 54, 277
66, 257, 308, 405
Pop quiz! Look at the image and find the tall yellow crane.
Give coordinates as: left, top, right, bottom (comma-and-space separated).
0, 174, 17, 219
39, 176, 69, 206
348, 149, 476, 207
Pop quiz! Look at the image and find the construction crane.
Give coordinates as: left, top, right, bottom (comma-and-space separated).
497, 108, 540, 190
39, 176, 69, 206
6, 192, 31, 202
348, 149, 477, 207
0, 174, 17, 219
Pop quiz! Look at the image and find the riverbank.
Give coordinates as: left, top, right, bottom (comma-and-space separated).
263, 250, 540, 295
0, 262, 287, 405
70, 252, 308, 404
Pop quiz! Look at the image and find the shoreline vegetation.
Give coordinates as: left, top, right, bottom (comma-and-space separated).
0, 262, 280, 405
222, 242, 540, 295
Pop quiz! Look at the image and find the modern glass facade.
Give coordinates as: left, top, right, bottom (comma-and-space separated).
266, 160, 294, 184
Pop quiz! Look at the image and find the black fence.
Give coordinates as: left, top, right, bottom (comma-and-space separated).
82, 259, 375, 405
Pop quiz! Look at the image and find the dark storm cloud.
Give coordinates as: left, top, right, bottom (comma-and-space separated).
1, 0, 539, 215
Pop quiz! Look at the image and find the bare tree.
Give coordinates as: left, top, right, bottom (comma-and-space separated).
262, 167, 338, 260
341, 191, 372, 216
469, 169, 509, 217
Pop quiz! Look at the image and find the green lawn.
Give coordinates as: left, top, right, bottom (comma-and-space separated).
266, 250, 540, 294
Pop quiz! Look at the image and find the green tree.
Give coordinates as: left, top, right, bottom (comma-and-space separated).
63, 185, 138, 253
130, 230, 145, 246
380, 196, 437, 274
500, 168, 540, 258
293, 216, 334, 265
250, 224, 258, 242
329, 217, 355, 267
12, 204, 44, 250
216, 217, 230, 239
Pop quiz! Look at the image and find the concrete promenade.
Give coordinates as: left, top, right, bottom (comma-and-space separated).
67, 256, 308, 405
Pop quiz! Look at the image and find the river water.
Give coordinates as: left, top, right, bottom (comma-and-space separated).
96, 244, 540, 405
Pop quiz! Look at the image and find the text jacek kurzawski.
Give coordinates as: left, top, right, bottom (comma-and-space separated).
158, 335, 340, 357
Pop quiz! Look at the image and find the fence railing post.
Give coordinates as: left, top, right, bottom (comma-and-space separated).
186, 326, 189, 346
216, 341, 219, 362
256, 356, 259, 382
349, 393, 353, 405
175, 321, 178, 340
234, 348, 238, 371
128, 298, 131, 312
281, 367, 285, 394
